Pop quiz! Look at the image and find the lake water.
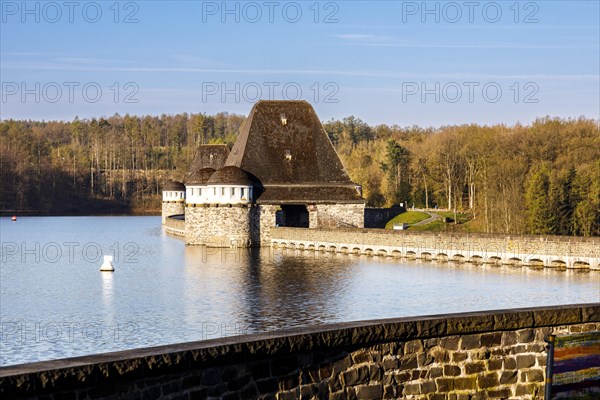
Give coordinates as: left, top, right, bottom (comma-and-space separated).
1, 216, 599, 366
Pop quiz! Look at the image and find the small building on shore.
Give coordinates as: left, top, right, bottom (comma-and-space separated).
162, 100, 365, 247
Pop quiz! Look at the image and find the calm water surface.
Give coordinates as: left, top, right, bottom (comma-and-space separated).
1, 216, 599, 366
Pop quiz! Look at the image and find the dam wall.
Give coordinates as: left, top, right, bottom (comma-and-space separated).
270, 227, 600, 269
1, 304, 598, 399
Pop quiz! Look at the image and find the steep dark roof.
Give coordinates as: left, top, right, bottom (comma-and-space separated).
225, 100, 363, 203
207, 166, 253, 186
187, 144, 229, 176
163, 181, 185, 191
186, 168, 215, 185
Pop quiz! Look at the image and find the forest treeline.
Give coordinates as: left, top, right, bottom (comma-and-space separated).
1, 113, 599, 236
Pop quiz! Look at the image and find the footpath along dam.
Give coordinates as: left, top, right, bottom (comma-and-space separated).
269, 227, 600, 270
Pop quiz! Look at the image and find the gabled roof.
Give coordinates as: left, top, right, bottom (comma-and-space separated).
225, 100, 363, 204
187, 144, 230, 176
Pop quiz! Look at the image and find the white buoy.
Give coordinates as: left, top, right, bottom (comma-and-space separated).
100, 255, 115, 272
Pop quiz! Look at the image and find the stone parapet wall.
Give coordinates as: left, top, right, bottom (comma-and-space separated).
161, 201, 185, 224
271, 228, 600, 269
1, 304, 598, 399
164, 215, 185, 237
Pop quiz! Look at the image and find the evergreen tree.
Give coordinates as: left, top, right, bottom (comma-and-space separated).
525, 167, 555, 234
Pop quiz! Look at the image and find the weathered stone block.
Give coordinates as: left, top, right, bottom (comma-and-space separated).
435, 377, 454, 392
440, 336, 460, 351
432, 349, 450, 363
461, 334, 481, 350
381, 356, 398, 371
451, 351, 468, 362
351, 351, 371, 364
420, 381, 436, 394
465, 362, 486, 375
517, 328, 535, 343
368, 364, 382, 381
355, 384, 382, 400
453, 376, 477, 390
502, 331, 518, 346
393, 371, 411, 384
429, 367, 443, 379
516, 354, 536, 369
481, 332, 503, 348
332, 355, 352, 374
477, 372, 499, 389
443, 365, 461, 377
417, 353, 434, 368
403, 382, 421, 396
500, 370, 518, 385
515, 383, 539, 397
404, 339, 423, 354
488, 358, 503, 370
524, 369, 544, 383
399, 355, 418, 371
503, 357, 517, 370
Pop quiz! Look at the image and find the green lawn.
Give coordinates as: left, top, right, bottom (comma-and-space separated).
385, 211, 430, 229
408, 220, 445, 231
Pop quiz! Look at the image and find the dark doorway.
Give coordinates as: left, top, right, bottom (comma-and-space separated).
278, 205, 309, 227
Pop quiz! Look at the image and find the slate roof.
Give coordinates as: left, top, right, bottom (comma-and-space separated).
225, 100, 363, 204
207, 166, 254, 186
163, 181, 185, 191
186, 168, 216, 185
187, 144, 230, 175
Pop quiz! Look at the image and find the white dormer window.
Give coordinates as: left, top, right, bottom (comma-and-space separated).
281, 113, 287, 126
285, 150, 292, 161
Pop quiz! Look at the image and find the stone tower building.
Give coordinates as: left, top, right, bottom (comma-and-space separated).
162, 100, 365, 247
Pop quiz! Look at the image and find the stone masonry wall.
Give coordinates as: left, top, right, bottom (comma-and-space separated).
162, 201, 185, 224
271, 228, 600, 269
186, 205, 253, 247
314, 204, 365, 229
1, 304, 598, 400
256, 205, 279, 246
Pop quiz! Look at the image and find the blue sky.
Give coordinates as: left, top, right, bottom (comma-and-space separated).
1, 0, 599, 126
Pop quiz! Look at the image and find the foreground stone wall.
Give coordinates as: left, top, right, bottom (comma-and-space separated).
271, 228, 600, 269
1, 304, 598, 400
161, 201, 185, 224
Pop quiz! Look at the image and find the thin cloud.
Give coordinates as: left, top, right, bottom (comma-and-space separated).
2, 60, 597, 82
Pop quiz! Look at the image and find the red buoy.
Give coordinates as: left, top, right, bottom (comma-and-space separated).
11, 215, 17, 221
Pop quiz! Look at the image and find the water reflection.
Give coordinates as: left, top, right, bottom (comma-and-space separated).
1, 217, 599, 366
